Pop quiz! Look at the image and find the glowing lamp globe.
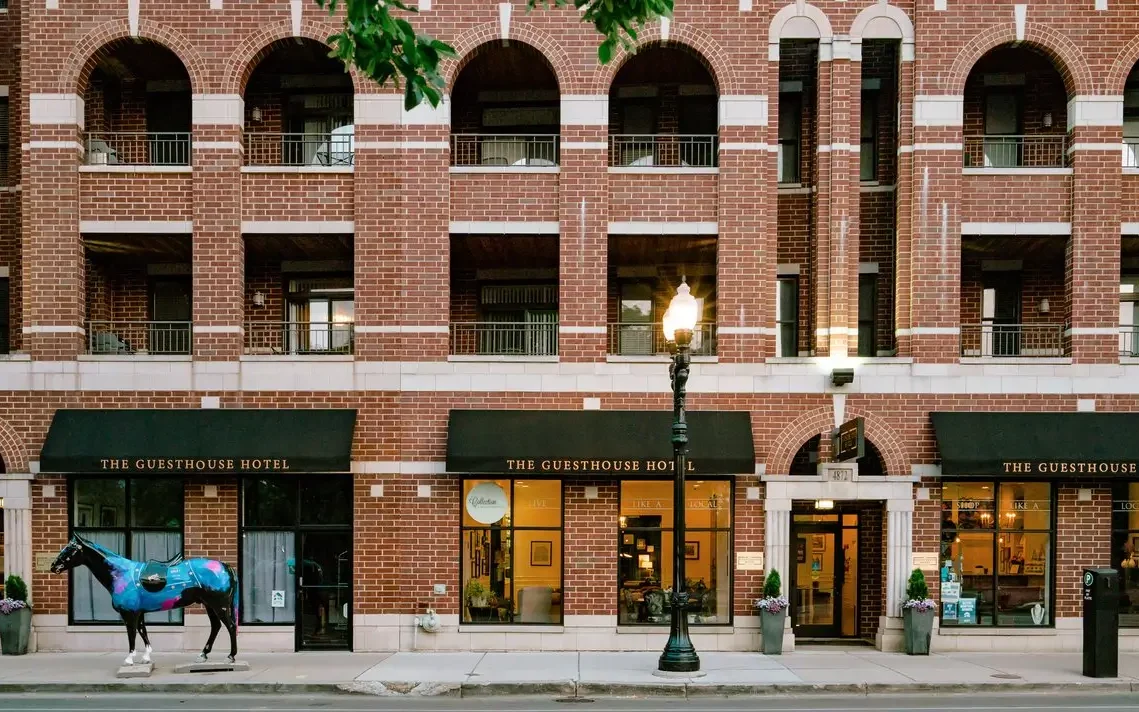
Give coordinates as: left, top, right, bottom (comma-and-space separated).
666, 282, 699, 335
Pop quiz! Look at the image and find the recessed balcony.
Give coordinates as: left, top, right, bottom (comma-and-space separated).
608, 135, 718, 168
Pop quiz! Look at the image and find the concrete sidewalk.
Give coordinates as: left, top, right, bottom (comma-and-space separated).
0, 649, 1137, 697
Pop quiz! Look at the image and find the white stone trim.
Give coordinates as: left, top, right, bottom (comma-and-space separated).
210, 0, 223, 8
818, 143, 859, 153
962, 167, 1072, 176
718, 326, 775, 335
241, 220, 354, 234
352, 461, 448, 474
860, 262, 879, 274
961, 221, 1071, 236
194, 141, 243, 151
0, 86, 8, 98
899, 142, 964, 152
1066, 327, 1121, 336
194, 325, 242, 334
720, 142, 774, 152
353, 95, 450, 126
607, 221, 717, 235
560, 141, 608, 150
22, 325, 85, 335
240, 165, 352, 174
561, 95, 608, 126
128, 0, 141, 35
191, 95, 243, 126
354, 325, 449, 334
777, 263, 800, 275
354, 141, 450, 151
608, 167, 719, 175
1123, 222, 1139, 235
450, 166, 560, 174
769, 2, 834, 46
1068, 142, 1125, 153
718, 95, 769, 127
861, 183, 897, 192
79, 165, 192, 174
905, 326, 960, 335
23, 141, 84, 152
558, 326, 606, 334
913, 95, 963, 127
1067, 96, 1124, 129
80, 220, 192, 234
449, 221, 559, 234
1014, 4, 1027, 42
290, 0, 303, 36
29, 94, 84, 128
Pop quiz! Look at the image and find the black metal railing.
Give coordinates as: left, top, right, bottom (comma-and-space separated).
244, 132, 355, 167
960, 323, 1065, 358
962, 134, 1067, 169
607, 322, 717, 356
86, 321, 192, 355
84, 132, 191, 166
245, 321, 355, 355
1121, 327, 1139, 358
450, 134, 559, 167
609, 135, 719, 168
449, 321, 559, 357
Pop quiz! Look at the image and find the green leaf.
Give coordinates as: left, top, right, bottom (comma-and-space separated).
598, 38, 615, 64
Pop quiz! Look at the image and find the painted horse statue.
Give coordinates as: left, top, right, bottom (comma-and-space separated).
51, 534, 239, 665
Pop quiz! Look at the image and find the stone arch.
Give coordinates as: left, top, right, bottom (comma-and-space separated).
946, 23, 1094, 97
850, 1, 913, 42
0, 417, 29, 475
767, 406, 908, 477
223, 19, 363, 97
444, 22, 577, 93
60, 19, 208, 94
590, 23, 736, 95
1106, 38, 1139, 96
769, 2, 834, 44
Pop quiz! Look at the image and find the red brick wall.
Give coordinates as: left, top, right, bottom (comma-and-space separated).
609, 174, 718, 223
564, 480, 617, 616
79, 173, 194, 222
449, 173, 560, 224
241, 173, 354, 222
962, 174, 1072, 224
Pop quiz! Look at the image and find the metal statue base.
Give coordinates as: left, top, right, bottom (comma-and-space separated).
116, 663, 154, 678
652, 669, 707, 679
173, 660, 250, 674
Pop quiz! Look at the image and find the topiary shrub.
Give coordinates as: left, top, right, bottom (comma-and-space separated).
905, 568, 929, 602
4, 575, 28, 603
763, 568, 782, 598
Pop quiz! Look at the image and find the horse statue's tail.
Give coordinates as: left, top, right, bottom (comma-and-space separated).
229, 565, 239, 632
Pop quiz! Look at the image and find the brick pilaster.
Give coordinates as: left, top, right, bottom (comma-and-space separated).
812, 57, 834, 357
564, 481, 617, 616
893, 59, 916, 357
558, 124, 609, 361
1067, 125, 1122, 364
828, 55, 861, 357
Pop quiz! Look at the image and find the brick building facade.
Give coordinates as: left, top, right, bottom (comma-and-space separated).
1, 0, 1139, 656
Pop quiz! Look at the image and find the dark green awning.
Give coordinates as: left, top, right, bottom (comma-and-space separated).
931, 412, 1139, 478
447, 410, 755, 476
40, 409, 357, 475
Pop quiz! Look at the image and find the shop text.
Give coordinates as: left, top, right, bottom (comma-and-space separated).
99, 458, 292, 472
505, 459, 696, 473
1002, 461, 1138, 475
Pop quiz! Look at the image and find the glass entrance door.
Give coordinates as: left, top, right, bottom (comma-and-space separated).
297, 531, 352, 649
792, 525, 843, 637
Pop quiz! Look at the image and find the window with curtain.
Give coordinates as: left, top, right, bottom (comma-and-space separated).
460, 480, 563, 625
71, 478, 184, 624
1111, 483, 1139, 627
776, 276, 799, 357
285, 276, 354, 354
618, 480, 733, 626
940, 482, 1053, 627
241, 478, 297, 624
857, 273, 877, 357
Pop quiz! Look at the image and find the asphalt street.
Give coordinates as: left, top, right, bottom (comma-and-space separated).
1, 693, 1138, 712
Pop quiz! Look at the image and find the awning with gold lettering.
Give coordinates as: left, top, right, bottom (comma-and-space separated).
931, 411, 1139, 478
446, 410, 755, 476
39, 408, 357, 474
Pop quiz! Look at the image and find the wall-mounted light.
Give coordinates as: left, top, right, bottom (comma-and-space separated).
1042, 112, 1053, 128
1039, 298, 1050, 314
815, 499, 835, 510
251, 107, 263, 122
831, 368, 855, 387
252, 291, 266, 307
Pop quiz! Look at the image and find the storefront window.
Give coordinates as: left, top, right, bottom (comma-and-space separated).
71, 478, 184, 624
1111, 483, 1139, 627
461, 480, 563, 624
618, 480, 732, 626
940, 482, 1053, 627
242, 479, 297, 624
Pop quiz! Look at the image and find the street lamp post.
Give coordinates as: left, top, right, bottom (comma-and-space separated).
658, 281, 701, 674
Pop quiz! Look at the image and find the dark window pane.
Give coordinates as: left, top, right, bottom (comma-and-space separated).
244, 478, 297, 527
74, 479, 126, 528
299, 475, 353, 525
129, 479, 182, 528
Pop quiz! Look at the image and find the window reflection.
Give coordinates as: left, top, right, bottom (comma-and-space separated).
1112, 483, 1139, 627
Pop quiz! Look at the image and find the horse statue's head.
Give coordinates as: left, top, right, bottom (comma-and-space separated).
50, 534, 87, 574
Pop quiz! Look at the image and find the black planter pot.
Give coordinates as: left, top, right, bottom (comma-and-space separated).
0, 607, 32, 655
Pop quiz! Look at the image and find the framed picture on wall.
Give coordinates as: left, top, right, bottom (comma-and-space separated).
797, 539, 807, 563
623, 534, 635, 546
76, 504, 93, 528
99, 505, 117, 528
684, 542, 699, 560
530, 540, 553, 566
811, 534, 827, 553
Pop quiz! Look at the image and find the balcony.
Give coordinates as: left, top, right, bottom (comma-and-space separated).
86, 321, 192, 355
450, 134, 558, 167
608, 135, 718, 168
449, 321, 558, 357
244, 129, 355, 167
1125, 139, 1139, 169
1122, 327, 1139, 358
960, 323, 1064, 358
83, 131, 191, 166
608, 322, 717, 357
963, 135, 1067, 169
244, 321, 354, 356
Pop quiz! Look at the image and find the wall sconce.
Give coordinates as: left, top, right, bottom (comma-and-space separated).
252, 291, 266, 307
831, 368, 855, 387
251, 107, 262, 122
1042, 112, 1053, 128
815, 499, 835, 510
1039, 298, 1050, 314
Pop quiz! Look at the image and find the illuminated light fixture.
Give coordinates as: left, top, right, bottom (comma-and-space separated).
662, 281, 700, 343
1043, 112, 1053, 128
251, 106, 263, 122
815, 499, 835, 510
1039, 298, 1050, 314
252, 291, 266, 307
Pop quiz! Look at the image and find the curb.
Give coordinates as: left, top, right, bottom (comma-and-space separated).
0, 679, 1135, 697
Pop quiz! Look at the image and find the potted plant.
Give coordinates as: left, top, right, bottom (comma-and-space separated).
901, 568, 936, 655
754, 569, 789, 655
0, 574, 32, 655
464, 580, 493, 622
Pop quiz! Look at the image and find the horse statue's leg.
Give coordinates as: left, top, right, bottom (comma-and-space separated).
136, 618, 153, 664
196, 607, 221, 663
122, 612, 140, 666
221, 608, 238, 663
